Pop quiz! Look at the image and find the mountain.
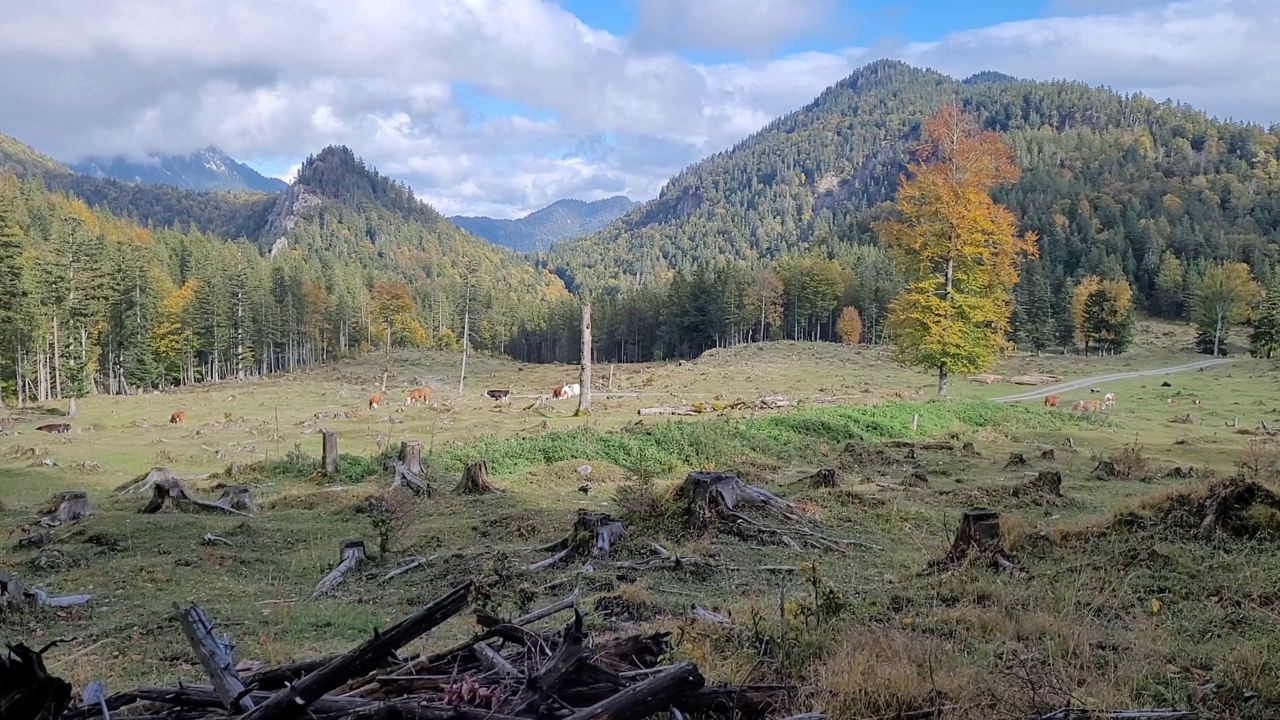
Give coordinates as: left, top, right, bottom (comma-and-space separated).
69, 146, 287, 193
450, 196, 638, 252
549, 59, 1280, 305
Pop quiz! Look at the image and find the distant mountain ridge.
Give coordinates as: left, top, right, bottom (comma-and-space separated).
451, 196, 638, 252
70, 146, 286, 193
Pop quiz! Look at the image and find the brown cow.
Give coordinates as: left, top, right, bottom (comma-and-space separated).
1043, 394, 1061, 409
36, 423, 71, 434
169, 411, 185, 425
369, 393, 383, 410
551, 385, 570, 400
1168, 398, 1179, 407
405, 387, 432, 406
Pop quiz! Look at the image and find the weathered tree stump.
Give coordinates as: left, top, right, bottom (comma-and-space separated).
118, 466, 181, 494
1003, 453, 1029, 470
1093, 459, 1121, 479
0, 643, 73, 720
216, 485, 257, 514
904, 470, 929, 487
50, 491, 93, 523
938, 508, 1025, 577
529, 510, 628, 569
1039, 448, 1056, 461
322, 430, 338, 476
904, 448, 918, 460
388, 440, 435, 496
455, 459, 497, 495
312, 540, 368, 599
399, 441, 424, 476
961, 441, 980, 456
143, 479, 253, 516
674, 472, 862, 552
800, 468, 842, 489
1014, 471, 1063, 499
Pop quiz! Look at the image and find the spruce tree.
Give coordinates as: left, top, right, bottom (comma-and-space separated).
1249, 283, 1280, 359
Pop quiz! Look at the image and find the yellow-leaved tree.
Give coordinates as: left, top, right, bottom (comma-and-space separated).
835, 307, 862, 345
878, 105, 1038, 395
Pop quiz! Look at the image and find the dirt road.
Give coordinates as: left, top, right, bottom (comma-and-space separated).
991, 358, 1235, 403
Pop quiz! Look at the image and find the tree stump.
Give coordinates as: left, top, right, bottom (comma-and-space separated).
939, 508, 1025, 576
904, 448, 918, 460
571, 510, 626, 559
904, 470, 929, 487
679, 471, 796, 530
0, 571, 31, 612
51, 491, 93, 523
801, 468, 842, 489
1003, 453, 1029, 470
321, 430, 338, 476
1039, 448, 1056, 461
311, 540, 368, 599
1014, 471, 1063, 499
216, 486, 257, 514
961, 442, 980, 456
118, 466, 181, 494
455, 459, 497, 495
142, 479, 252, 516
399, 441, 424, 476
1093, 459, 1121, 479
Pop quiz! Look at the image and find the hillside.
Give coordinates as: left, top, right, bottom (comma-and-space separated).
549, 60, 1280, 308
70, 146, 287, 193
450, 195, 637, 252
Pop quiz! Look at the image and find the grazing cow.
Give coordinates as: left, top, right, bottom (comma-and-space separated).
405, 387, 432, 406
1071, 400, 1101, 412
1168, 398, 1178, 407
551, 385, 571, 400
564, 383, 581, 398
1192, 399, 1202, 406
1044, 394, 1061, 409
169, 411, 186, 425
369, 393, 384, 410
1102, 392, 1117, 409
486, 389, 511, 401
36, 423, 71, 434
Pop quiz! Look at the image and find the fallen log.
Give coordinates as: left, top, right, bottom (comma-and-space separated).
637, 406, 698, 417
563, 662, 705, 720
174, 603, 254, 712
509, 610, 587, 714
0, 571, 92, 612
237, 581, 473, 720
312, 540, 368, 599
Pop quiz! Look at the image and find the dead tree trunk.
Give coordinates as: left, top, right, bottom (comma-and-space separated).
455, 459, 496, 495
576, 303, 592, 417
312, 540, 368, 599
175, 603, 254, 713
322, 430, 338, 477
49, 491, 93, 523
563, 662, 704, 720
238, 581, 472, 720
215, 485, 257, 514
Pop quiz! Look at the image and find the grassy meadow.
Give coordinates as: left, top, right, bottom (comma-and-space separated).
2, 321, 1279, 719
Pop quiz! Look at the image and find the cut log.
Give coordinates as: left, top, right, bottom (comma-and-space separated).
238, 581, 472, 720
311, 540, 368, 599
49, 491, 93, 523
638, 406, 698, 417
455, 459, 497, 495
141, 479, 252, 516
0, 571, 92, 612
563, 662, 704, 720
118, 466, 181, 495
0, 643, 73, 720
321, 429, 338, 477
215, 485, 257, 514
174, 603, 254, 713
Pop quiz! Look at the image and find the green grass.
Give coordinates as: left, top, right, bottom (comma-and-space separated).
3, 330, 1280, 718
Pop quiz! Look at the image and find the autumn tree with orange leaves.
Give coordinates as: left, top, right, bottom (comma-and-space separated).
877, 105, 1038, 396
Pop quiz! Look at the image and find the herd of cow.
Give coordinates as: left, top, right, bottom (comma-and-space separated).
1042, 391, 1119, 412
364, 382, 581, 410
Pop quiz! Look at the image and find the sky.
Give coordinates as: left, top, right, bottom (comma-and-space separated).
0, 0, 1277, 218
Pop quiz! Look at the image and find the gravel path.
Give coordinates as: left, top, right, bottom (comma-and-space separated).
991, 358, 1235, 403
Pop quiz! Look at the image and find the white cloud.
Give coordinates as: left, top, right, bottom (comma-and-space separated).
0, 0, 1276, 218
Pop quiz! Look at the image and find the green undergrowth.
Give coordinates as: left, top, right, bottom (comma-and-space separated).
427, 400, 1096, 476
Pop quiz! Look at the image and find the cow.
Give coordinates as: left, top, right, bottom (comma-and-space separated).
1192, 399, 1202, 406
369, 393, 384, 410
1043, 394, 1061, 409
564, 383, 581, 397
169, 411, 186, 425
1071, 400, 1101, 412
36, 423, 71, 434
1102, 392, 1117, 409
405, 387, 432, 406
551, 385, 571, 400
1168, 398, 1179, 407
486, 389, 511, 402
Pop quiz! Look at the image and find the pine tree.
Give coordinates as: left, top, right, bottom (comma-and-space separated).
1249, 282, 1280, 359
0, 178, 28, 402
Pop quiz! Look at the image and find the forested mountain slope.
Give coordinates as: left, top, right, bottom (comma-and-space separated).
549, 60, 1280, 312
451, 196, 638, 252
70, 146, 287, 193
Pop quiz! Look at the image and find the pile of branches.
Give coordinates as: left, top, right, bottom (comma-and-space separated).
36, 582, 794, 720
